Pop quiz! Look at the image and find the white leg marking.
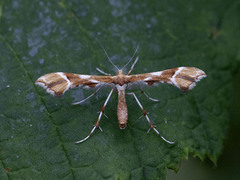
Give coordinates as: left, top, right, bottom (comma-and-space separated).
141, 90, 160, 102
127, 92, 174, 144
75, 89, 113, 144
96, 67, 111, 76
127, 56, 139, 75
72, 87, 102, 105
75, 126, 97, 144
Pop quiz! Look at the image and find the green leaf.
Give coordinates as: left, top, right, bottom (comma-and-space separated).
0, 0, 239, 179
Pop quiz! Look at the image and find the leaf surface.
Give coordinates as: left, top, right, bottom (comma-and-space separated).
0, 0, 239, 179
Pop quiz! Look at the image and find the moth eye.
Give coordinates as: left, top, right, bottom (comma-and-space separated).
146, 81, 155, 85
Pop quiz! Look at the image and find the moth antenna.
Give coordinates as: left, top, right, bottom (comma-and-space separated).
98, 41, 119, 71
122, 42, 141, 71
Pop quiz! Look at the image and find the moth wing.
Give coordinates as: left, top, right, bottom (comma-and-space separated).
128, 67, 206, 91
35, 72, 113, 96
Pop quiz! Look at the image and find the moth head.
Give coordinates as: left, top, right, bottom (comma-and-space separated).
116, 69, 125, 76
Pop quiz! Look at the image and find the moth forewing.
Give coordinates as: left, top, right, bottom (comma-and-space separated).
35, 72, 72, 96
127, 67, 206, 92
35, 72, 114, 96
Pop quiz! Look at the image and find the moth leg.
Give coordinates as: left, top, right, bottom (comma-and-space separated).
75, 89, 114, 144
127, 56, 139, 75
141, 90, 160, 102
97, 111, 108, 119
72, 87, 102, 105
127, 92, 174, 144
96, 67, 111, 76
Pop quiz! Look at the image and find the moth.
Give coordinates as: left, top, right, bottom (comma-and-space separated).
35, 44, 207, 144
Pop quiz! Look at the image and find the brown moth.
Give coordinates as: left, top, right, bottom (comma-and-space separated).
36, 44, 207, 144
